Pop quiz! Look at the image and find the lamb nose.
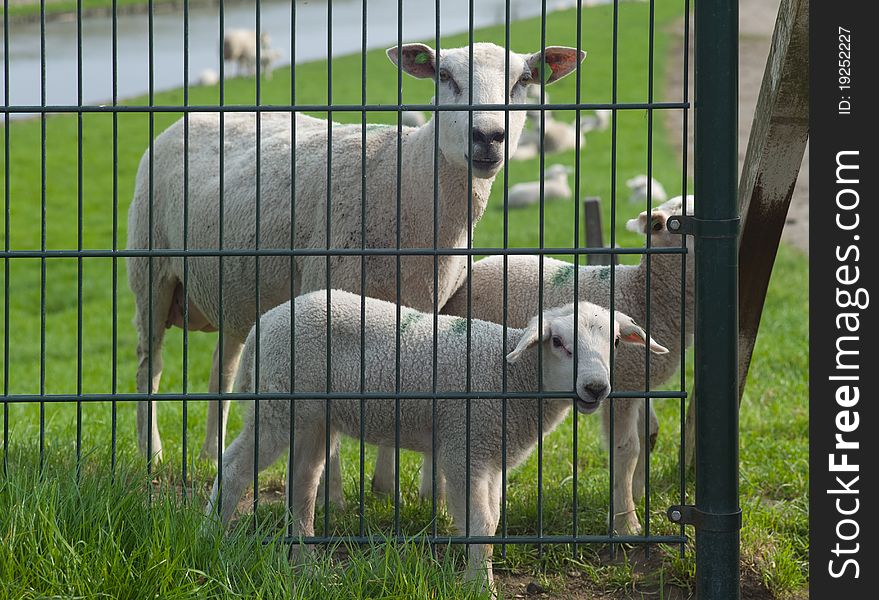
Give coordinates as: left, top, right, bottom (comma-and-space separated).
582, 383, 609, 401
473, 128, 505, 145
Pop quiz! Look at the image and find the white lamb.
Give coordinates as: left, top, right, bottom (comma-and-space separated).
126, 43, 585, 500
626, 174, 668, 205
520, 111, 589, 155
441, 195, 694, 534
222, 29, 273, 77
507, 164, 573, 208
197, 69, 220, 86
205, 289, 668, 589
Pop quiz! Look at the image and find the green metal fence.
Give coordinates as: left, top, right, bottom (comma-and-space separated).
1, 0, 740, 596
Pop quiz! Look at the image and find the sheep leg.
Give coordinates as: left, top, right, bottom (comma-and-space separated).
632, 402, 660, 503
199, 336, 244, 463
314, 443, 346, 509
370, 445, 397, 497
445, 467, 500, 592
603, 400, 642, 535
418, 453, 446, 504
134, 276, 177, 463
287, 427, 330, 561
204, 412, 290, 526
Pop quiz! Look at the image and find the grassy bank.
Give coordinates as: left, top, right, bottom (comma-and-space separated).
1, 1, 808, 597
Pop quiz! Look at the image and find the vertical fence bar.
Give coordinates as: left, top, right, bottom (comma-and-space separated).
359, 0, 368, 540
324, 0, 334, 538
607, 0, 619, 552
1, 0, 8, 476
430, 0, 441, 547
110, 0, 119, 480
536, 0, 547, 559
679, 0, 691, 558
76, 0, 84, 482
500, 0, 510, 561
693, 0, 740, 596
216, 0, 226, 515
643, 0, 657, 551
252, 0, 263, 526
571, 0, 584, 558
181, 0, 190, 500
286, 0, 298, 545
39, 0, 47, 474
393, 0, 403, 540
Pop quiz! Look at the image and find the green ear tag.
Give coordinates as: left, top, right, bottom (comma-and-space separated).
415, 52, 430, 65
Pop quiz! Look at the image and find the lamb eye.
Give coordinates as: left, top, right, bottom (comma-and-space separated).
439, 69, 451, 82
614, 338, 620, 348
552, 336, 563, 348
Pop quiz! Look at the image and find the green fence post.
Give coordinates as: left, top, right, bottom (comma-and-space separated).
667, 0, 742, 597
694, 0, 741, 597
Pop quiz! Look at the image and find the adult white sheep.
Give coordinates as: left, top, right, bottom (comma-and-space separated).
204, 290, 668, 589
441, 195, 694, 535
126, 42, 585, 494
222, 29, 272, 77
506, 164, 572, 208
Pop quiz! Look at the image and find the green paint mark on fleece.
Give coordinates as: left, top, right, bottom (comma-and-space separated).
597, 267, 611, 281
550, 264, 575, 287
415, 52, 430, 65
400, 311, 423, 335
449, 317, 468, 336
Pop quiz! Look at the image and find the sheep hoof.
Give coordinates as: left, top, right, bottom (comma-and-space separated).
370, 476, 394, 498
612, 512, 642, 537
198, 446, 220, 465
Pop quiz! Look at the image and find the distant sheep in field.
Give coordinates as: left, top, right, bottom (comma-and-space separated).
197, 69, 219, 86
442, 195, 694, 535
223, 29, 276, 77
126, 42, 585, 506
507, 164, 573, 208
205, 290, 668, 590
626, 174, 668, 205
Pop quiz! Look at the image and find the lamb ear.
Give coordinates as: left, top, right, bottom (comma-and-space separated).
387, 43, 436, 79
527, 47, 586, 84
615, 312, 669, 355
506, 316, 551, 364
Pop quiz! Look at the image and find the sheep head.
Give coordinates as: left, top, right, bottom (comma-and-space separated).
386, 42, 585, 179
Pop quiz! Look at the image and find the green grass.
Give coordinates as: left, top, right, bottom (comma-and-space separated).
0, 2, 809, 598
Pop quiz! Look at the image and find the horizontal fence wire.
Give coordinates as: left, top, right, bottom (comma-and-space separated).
1, 102, 687, 114
0, 247, 687, 258
1, 390, 688, 404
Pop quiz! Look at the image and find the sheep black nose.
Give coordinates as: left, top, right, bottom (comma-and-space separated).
472, 127, 505, 145
580, 383, 609, 402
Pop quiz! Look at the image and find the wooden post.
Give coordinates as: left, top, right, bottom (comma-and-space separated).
583, 197, 617, 266
685, 0, 809, 467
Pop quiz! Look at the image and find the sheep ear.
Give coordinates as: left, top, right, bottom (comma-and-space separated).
625, 210, 650, 234
626, 211, 666, 235
387, 43, 436, 79
527, 47, 586, 85
615, 313, 669, 355
506, 316, 551, 364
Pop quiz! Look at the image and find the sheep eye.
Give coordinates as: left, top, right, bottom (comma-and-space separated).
552, 336, 563, 348
518, 71, 532, 86
614, 338, 620, 348
439, 69, 451, 82
652, 220, 663, 232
